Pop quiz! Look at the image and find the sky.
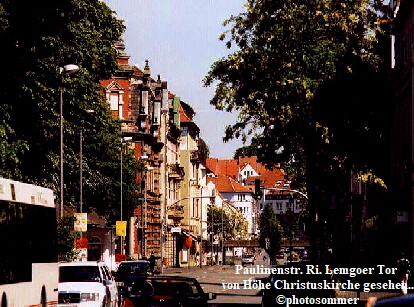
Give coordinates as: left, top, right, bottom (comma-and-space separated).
101, 0, 247, 159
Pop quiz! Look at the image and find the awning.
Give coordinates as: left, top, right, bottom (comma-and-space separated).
182, 230, 198, 241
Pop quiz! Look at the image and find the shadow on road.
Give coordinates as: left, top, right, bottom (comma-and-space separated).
208, 304, 260, 307
198, 281, 262, 296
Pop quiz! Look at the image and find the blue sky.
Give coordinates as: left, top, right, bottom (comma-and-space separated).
102, 0, 247, 159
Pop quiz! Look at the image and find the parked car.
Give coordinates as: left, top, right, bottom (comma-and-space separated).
124, 276, 216, 307
242, 254, 255, 265
58, 261, 118, 307
113, 260, 151, 300
261, 262, 336, 307
368, 293, 414, 306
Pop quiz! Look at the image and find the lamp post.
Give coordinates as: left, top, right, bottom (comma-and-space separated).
120, 136, 133, 256
59, 64, 79, 218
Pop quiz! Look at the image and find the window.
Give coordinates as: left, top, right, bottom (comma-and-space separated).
59, 266, 101, 283
192, 199, 199, 218
109, 92, 119, 111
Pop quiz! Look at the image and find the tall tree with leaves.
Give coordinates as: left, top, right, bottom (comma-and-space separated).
0, 0, 141, 222
259, 204, 283, 264
204, 0, 391, 260
207, 206, 246, 240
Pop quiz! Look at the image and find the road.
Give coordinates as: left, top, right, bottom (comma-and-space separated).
163, 265, 263, 306
162, 264, 404, 306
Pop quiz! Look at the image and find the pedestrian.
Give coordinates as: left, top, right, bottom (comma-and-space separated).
149, 252, 156, 275
196, 252, 200, 267
396, 252, 411, 295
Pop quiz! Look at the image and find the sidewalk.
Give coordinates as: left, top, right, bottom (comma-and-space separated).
338, 290, 400, 305
161, 264, 230, 274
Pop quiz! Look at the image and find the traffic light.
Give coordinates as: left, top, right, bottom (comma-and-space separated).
255, 179, 261, 196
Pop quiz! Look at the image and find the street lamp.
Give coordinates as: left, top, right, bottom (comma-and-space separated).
120, 136, 133, 255
59, 64, 79, 218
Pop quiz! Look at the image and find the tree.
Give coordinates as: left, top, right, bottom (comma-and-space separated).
197, 138, 210, 164
205, 0, 388, 173
207, 206, 246, 240
233, 145, 258, 159
57, 216, 79, 262
0, 0, 141, 220
0, 0, 142, 259
204, 0, 391, 260
259, 204, 283, 263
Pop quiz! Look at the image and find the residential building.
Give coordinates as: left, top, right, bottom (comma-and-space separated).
177, 101, 204, 267
164, 93, 185, 267
207, 176, 254, 237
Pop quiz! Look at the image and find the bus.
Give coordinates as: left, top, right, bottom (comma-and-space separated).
0, 177, 58, 306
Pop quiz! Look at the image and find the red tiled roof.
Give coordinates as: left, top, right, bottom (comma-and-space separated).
133, 66, 144, 77
207, 156, 289, 192
245, 168, 286, 189
180, 105, 193, 123
207, 176, 252, 193
205, 158, 239, 180
238, 156, 269, 175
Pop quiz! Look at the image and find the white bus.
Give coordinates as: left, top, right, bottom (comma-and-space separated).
0, 177, 58, 306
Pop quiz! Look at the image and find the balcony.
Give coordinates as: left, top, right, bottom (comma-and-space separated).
167, 204, 185, 222
190, 150, 200, 163
168, 163, 185, 178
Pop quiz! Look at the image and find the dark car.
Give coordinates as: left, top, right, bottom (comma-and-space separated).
261, 263, 336, 307
371, 293, 414, 306
124, 276, 216, 307
114, 260, 152, 300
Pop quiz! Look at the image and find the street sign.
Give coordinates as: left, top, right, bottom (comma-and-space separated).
116, 221, 127, 236
284, 210, 296, 226
171, 227, 181, 233
74, 213, 87, 232
74, 238, 88, 249
115, 254, 126, 262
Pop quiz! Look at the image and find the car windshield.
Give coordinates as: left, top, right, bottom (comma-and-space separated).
59, 266, 101, 283
118, 262, 150, 274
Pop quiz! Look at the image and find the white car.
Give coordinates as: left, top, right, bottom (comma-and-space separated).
58, 261, 118, 307
242, 254, 255, 265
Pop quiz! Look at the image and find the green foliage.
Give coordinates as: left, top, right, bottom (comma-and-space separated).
57, 216, 79, 262
233, 145, 258, 159
259, 204, 283, 261
0, 0, 140, 221
207, 206, 246, 240
197, 138, 210, 164
204, 0, 391, 184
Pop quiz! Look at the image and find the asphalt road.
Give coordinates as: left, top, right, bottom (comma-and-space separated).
161, 264, 404, 306
163, 265, 263, 306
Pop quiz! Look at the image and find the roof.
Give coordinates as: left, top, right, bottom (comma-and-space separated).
205, 158, 239, 179
179, 102, 200, 132
238, 156, 269, 175
245, 168, 287, 190
133, 65, 144, 77
59, 261, 105, 267
206, 155, 289, 192
180, 105, 193, 123
207, 176, 253, 193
